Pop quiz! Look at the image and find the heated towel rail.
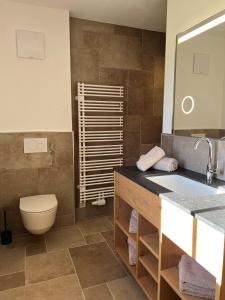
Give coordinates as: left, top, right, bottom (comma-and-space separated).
77, 83, 124, 207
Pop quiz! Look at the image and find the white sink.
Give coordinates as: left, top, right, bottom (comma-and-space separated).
146, 175, 223, 197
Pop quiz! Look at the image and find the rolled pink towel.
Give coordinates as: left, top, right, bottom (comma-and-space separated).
153, 157, 179, 172
136, 146, 165, 172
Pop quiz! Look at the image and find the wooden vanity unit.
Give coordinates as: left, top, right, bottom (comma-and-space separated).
114, 171, 225, 300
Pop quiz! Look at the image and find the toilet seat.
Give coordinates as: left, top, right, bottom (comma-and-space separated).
20, 194, 57, 213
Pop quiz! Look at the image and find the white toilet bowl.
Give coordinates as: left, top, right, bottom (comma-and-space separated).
20, 194, 58, 235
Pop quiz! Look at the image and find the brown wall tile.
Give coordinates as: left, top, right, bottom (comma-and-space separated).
70, 17, 165, 216
0, 132, 75, 233
141, 116, 162, 144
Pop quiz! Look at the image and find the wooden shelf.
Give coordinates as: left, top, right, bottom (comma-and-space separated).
138, 276, 157, 300
140, 233, 159, 259
139, 255, 158, 283
116, 246, 136, 276
161, 267, 209, 300
115, 219, 136, 243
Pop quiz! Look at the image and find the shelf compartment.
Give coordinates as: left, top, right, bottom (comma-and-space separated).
115, 224, 136, 276
139, 255, 158, 283
115, 219, 136, 243
138, 263, 158, 300
140, 233, 159, 259
115, 196, 137, 243
161, 266, 209, 300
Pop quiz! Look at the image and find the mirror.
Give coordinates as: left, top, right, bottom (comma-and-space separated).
173, 11, 225, 139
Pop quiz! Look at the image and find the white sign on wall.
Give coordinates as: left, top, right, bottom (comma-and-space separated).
16, 30, 45, 60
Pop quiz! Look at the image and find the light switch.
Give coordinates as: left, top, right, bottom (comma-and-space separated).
24, 138, 48, 153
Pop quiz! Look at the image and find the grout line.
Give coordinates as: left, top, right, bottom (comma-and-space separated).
101, 232, 130, 276
24, 246, 27, 286
66, 248, 86, 300
106, 282, 116, 300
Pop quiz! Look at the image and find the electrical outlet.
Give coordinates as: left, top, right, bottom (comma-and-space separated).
24, 138, 48, 153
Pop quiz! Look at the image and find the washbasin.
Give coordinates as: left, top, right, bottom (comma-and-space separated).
146, 175, 223, 197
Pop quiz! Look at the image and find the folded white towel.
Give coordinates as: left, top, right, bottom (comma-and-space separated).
153, 157, 178, 172
179, 255, 216, 299
128, 237, 136, 265
129, 209, 138, 234
136, 146, 165, 172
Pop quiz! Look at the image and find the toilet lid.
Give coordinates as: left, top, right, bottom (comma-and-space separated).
20, 194, 57, 213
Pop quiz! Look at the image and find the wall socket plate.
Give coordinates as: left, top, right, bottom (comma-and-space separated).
24, 138, 48, 153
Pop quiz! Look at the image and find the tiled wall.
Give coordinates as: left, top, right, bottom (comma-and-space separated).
161, 133, 225, 181
70, 18, 165, 217
0, 132, 75, 234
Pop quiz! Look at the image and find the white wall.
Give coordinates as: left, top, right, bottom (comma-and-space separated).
163, 0, 225, 133
0, 1, 72, 132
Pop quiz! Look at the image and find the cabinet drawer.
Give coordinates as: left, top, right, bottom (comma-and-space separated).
114, 172, 161, 229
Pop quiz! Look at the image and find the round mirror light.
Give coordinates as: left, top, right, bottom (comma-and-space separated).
182, 96, 195, 114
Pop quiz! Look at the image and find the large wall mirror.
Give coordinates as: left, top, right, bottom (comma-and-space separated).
173, 11, 225, 139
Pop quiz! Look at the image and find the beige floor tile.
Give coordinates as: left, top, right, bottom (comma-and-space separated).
2, 235, 46, 257
84, 233, 104, 244
83, 284, 113, 300
0, 286, 25, 300
69, 242, 125, 288
78, 216, 113, 235
106, 215, 114, 226
0, 247, 25, 275
26, 274, 84, 300
45, 226, 85, 252
0, 272, 25, 291
0, 275, 84, 300
26, 250, 74, 284
101, 230, 114, 251
108, 276, 147, 300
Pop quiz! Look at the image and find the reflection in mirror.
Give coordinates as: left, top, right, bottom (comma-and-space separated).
173, 11, 225, 139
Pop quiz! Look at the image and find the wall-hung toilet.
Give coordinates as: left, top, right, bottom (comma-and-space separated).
20, 194, 58, 235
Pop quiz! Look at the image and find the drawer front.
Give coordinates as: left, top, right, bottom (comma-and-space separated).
161, 199, 196, 256
114, 172, 161, 229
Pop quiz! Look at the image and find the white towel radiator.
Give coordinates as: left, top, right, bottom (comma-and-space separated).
77, 83, 124, 208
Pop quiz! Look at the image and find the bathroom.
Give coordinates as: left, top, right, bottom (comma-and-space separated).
1, 0, 225, 299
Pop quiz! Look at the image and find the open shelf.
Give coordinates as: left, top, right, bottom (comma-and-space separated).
115, 224, 136, 276
115, 219, 136, 243
138, 276, 157, 300
139, 255, 158, 283
161, 267, 209, 300
140, 233, 159, 259
116, 245, 136, 276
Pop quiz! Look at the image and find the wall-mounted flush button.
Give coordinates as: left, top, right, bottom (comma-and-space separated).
24, 138, 48, 153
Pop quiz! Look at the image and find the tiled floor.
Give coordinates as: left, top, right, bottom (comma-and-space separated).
0, 215, 147, 299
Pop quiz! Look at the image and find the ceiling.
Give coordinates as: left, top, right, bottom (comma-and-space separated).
11, 0, 167, 32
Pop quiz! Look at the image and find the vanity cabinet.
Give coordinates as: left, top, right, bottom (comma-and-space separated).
114, 172, 161, 300
114, 171, 225, 300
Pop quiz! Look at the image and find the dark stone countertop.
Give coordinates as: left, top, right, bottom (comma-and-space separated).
114, 166, 225, 196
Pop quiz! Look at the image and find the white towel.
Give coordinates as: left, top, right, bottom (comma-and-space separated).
129, 209, 138, 234
128, 237, 136, 265
136, 146, 165, 172
179, 255, 216, 299
153, 157, 178, 172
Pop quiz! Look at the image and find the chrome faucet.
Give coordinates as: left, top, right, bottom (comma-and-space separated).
194, 137, 216, 184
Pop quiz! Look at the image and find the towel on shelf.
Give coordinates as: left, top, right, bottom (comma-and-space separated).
128, 237, 136, 265
152, 157, 179, 172
129, 209, 138, 234
179, 255, 216, 299
136, 146, 165, 172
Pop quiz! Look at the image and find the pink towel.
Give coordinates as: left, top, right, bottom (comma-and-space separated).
136, 146, 165, 172
179, 255, 216, 299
